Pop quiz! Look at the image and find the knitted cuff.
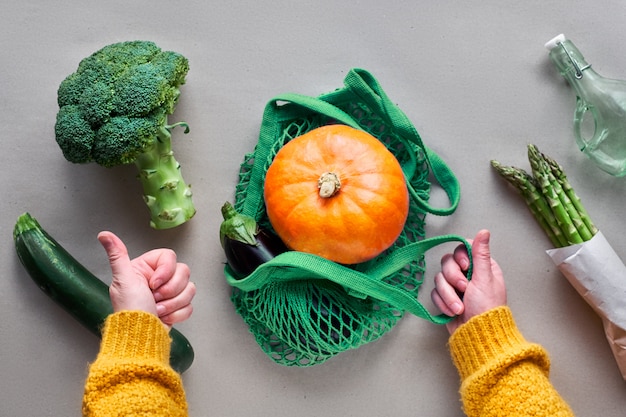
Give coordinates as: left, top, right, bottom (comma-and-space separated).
448, 306, 528, 380
98, 311, 171, 364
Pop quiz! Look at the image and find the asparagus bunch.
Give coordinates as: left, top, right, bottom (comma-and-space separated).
491, 144, 597, 248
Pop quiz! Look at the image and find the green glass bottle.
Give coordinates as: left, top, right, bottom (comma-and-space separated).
546, 34, 626, 177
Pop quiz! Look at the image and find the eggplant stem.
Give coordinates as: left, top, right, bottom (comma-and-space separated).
219, 201, 258, 246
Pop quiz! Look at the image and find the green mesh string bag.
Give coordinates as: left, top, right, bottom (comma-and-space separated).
224, 68, 471, 366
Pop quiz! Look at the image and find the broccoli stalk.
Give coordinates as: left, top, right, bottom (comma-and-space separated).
54, 40, 196, 229
135, 120, 194, 229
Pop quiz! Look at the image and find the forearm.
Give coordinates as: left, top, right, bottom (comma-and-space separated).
449, 306, 574, 417
82, 311, 188, 417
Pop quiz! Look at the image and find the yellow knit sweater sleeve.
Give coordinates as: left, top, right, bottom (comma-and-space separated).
82, 311, 188, 417
449, 306, 575, 417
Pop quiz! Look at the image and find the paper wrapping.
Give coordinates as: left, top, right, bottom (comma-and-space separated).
546, 231, 626, 380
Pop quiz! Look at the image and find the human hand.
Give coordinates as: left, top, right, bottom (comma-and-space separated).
431, 229, 506, 334
98, 231, 195, 328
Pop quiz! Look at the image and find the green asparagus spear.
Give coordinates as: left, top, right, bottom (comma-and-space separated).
490, 160, 567, 247
527, 145, 586, 245
492, 144, 597, 248
540, 150, 598, 237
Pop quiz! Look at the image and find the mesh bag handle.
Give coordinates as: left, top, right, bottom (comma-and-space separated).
339, 68, 461, 216
239, 94, 361, 219
226, 234, 472, 324
240, 68, 461, 220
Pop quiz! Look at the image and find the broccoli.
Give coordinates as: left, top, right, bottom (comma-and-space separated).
54, 40, 196, 229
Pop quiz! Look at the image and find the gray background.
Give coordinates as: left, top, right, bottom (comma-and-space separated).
3, 1, 626, 415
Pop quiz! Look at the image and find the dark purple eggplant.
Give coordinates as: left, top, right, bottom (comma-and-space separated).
220, 201, 288, 278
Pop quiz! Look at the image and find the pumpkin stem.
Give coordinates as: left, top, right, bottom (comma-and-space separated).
318, 172, 341, 198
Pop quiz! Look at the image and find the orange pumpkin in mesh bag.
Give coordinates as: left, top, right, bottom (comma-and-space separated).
263, 124, 409, 264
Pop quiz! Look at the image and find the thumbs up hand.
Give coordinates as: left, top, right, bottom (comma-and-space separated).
98, 231, 195, 328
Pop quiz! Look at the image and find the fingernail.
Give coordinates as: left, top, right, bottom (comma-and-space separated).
457, 279, 468, 292
156, 304, 166, 315
154, 291, 163, 302
98, 233, 113, 249
451, 302, 463, 315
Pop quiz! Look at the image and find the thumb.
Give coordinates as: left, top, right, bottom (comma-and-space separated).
98, 231, 134, 283
470, 229, 492, 282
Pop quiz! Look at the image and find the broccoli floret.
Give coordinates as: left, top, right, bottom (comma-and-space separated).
54, 40, 196, 229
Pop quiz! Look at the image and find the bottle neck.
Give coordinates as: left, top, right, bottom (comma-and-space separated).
548, 39, 594, 84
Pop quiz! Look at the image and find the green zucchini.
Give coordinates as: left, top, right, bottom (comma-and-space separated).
13, 212, 194, 373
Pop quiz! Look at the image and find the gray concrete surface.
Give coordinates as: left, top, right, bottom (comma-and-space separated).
3, 1, 626, 415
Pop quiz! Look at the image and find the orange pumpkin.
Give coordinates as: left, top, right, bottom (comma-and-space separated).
263, 124, 409, 264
